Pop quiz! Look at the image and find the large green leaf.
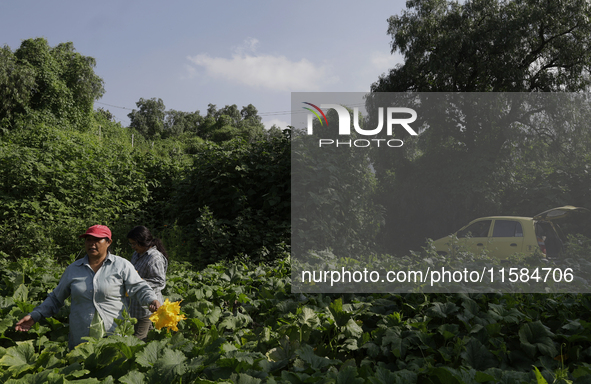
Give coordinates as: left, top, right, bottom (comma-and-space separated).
82, 344, 121, 371
59, 362, 89, 379
0, 341, 38, 376
488, 303, 524, 324
368, 366, 417, 384
427, 367, 464, 384
329, 298, 351, 328
99, 376, 115, 384
427, 302, 458, 318
266, 336, 299, 362
0, 318, 15, 335
119, 371, 145, 384
229, 373, 263, 384
335, 365, 364, 384
66, 341, 97, 364
5, 369, 52, 384
217, 350, 262, 373
203, 307, 222, 326
532, 366, 549, 384
296, 345, 340, 370
0, 297, 15, 309
280, 370, 310, 383
460, 338, 497, 371
219, 312, 252, 331
343, 319, 363, 339
360, 342, 380, 358
438, 324, 459, 340
13, 284, 28, 302
64, 377, 102, 383
518, 321, 557, 358
135, 340, 167, 368
297, 307, 320, 328
148, 349, 187, 384
381, 328, 404, 358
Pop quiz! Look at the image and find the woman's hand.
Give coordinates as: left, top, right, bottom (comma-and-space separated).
148, 300, 161, 312
15, 315, 35, 331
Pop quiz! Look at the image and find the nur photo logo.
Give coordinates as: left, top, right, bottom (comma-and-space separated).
303, 102, 418, 148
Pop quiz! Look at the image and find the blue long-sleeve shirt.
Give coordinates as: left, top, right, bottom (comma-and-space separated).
29, 252, 157, 349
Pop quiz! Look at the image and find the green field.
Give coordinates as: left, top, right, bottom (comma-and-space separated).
2, 253, 591, 383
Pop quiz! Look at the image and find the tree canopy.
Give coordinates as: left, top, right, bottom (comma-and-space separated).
0, 38, 104, 130
367, 0, 591, 256
372, 0, 591, 93
127, 97, 166, 139
128, 99, 266, 142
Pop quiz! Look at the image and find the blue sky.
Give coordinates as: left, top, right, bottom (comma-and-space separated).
0, 1, 406, 129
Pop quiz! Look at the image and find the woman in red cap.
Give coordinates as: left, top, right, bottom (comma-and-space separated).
15, 225, 161, 350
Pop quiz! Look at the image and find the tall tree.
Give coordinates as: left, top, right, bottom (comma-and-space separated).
368, 0, 591, 255
201, 103, 265, 143
128, 97, 166, 139
373, 0, 591, 93
163, 109, 203, 137
0, 38, 104, 130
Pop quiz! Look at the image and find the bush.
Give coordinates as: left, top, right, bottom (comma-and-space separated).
0, 124, 149, 260
167, 132, 290, 267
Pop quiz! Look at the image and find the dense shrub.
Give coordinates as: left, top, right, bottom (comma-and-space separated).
167, 131, 290, 267
0, 124, 149, 260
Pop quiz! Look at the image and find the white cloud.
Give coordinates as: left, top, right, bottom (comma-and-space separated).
182, 63, 198, 80
233, 37, 259, 55
369, 51, 404, 76
263, 117, 290, 130
187, 39, 338, 91
345, 50, 405, 91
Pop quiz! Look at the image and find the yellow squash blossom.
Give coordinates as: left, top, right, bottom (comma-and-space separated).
149, 299, 186, 332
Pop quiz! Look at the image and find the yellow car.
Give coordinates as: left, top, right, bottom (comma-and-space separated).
432, 206, 588, 259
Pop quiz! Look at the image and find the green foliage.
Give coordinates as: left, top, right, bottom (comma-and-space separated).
364, 0, 591, 256
366, 92, 591, 256
127, 99, 265, 143
113, 310, 138, 337
0, 46, 35, 129
132, 149, 188, 230
2, 253, 591, 382
374, 0, 591, 93
167, 131, 290, 267
127, 97, 166, 139
0, 38, 104, 131
0, 82, 288, 266
292, 108, 384, 259
201, 103, 265, 143
0, 124, 149, 260
163, 109, 203, 138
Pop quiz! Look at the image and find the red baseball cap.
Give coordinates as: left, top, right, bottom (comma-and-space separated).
79, 225, 112, 240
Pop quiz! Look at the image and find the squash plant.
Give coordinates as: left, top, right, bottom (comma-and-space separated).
1, 253, 591, 383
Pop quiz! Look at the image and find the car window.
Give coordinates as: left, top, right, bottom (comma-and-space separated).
457, 220, 492, 238
492, 220, 523, 237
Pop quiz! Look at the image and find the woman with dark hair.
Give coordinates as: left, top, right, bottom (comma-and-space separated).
15, 225, 160, 349
127, 225, 169, 340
